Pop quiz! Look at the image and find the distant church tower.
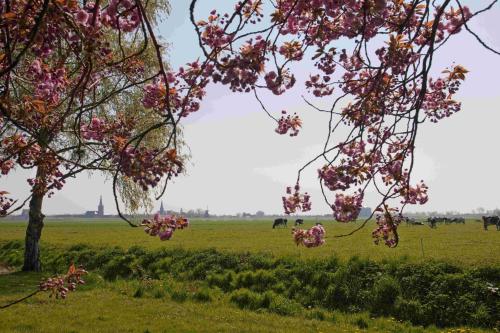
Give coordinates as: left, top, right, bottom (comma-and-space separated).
159, 201, 166, 215
97, 196, 104, 216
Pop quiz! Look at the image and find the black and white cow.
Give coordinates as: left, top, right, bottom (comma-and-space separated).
482, 216, 500, 231
273, 218, 288, 228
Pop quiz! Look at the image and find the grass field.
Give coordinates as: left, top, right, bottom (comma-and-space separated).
1, 272, 485, 333
0, 218, 499, 333
0, 218, 499, 266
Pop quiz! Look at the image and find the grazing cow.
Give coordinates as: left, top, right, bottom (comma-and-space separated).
449, 217, 465, 224
410, 220, 425, 226
482, 216, 500, 231
273, 218, 288, 229
295, 219, 304, 226
428, 217, 437, 229
440, 217, 450, 224
404, 217, 424, 226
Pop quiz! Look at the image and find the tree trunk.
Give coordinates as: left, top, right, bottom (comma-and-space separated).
22, 191, 45, 272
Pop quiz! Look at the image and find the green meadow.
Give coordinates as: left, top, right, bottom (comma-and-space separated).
0, 218, 499, 266
0, 219, 498, 332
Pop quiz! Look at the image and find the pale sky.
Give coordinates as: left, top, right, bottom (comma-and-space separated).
2, 1, 500, 216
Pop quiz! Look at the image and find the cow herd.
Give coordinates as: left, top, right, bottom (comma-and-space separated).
273, 216, 500, 230
426, 216, 465, 228
272, 218, 303, 228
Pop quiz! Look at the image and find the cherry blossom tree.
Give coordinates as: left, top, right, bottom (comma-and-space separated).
0, 0, 188, 271
186, 0, 499, 247
1, 0, 499, 273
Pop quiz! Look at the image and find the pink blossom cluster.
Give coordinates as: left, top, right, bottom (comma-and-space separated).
0, 191, 14, 216
279, 41, 303, 61
81, 117, 107, 141
372, 211, 403, 248
1, 134, 41, 171
39, 264, 87, 299
380, 159, 404, 185
143, 79, 169, 110
305, 74, 334, 97
26, 151, 66, 196
115, 148, 183, 191
282, 183, 311, 215
443, 6, 473, 35
318, 165, 356, 192
292, 224, 326, 248
1, 160, 14, 175
275, 111, 302, 136
141, 214, 189, 241
101, 0, 141, 32
197, 10, 234, 49
142, 62, 209, 117
399, 181, 429, 205
28, 60, 67, 106
318, 140, 374, 192
264, 70, 296, 95
332, 192, 363, 222
423, 66, 467, 122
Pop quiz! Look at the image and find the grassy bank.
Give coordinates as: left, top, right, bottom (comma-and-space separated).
3, 272, 486, 333
1, 241, 498, 330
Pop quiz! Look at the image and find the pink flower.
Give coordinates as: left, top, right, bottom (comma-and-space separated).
282, 183, 311, 214
75, 9, 90, 26
141, 214, 189, 241
332, 192, 363, 222
292, 224, 326, 248
372, 210, 402, 247
158, 228, 174, 241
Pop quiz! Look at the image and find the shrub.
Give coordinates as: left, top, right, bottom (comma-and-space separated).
102, 255, 135, 280
171, 289, 188, 302
470, 304, 492, 328
248, 254, 274, 270
229, 288, 263, 310
253, 270, 277, 292
133, 286, 144, 298
324, 283, 349, 310
353, 317, 369, 329
370, 275, 400, 315
305, 309, 326, 321
152, 288, 166, 299
207, 271, 235, 292
268, 293, 302, 316
193, 288, 212, 303
394, 298, 426, 326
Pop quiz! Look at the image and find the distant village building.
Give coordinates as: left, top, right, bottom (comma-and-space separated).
21, 209, 29, 218
359, 207, 372, 218
84, 195, 104, 217
204, 207, 210, 218
159, 201, 166, 215
97, 196, 104, 216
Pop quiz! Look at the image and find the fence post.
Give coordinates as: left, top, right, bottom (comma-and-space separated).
420, 238, 425, 258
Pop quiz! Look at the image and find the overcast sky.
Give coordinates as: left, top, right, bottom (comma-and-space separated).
3, 1, 500, 215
